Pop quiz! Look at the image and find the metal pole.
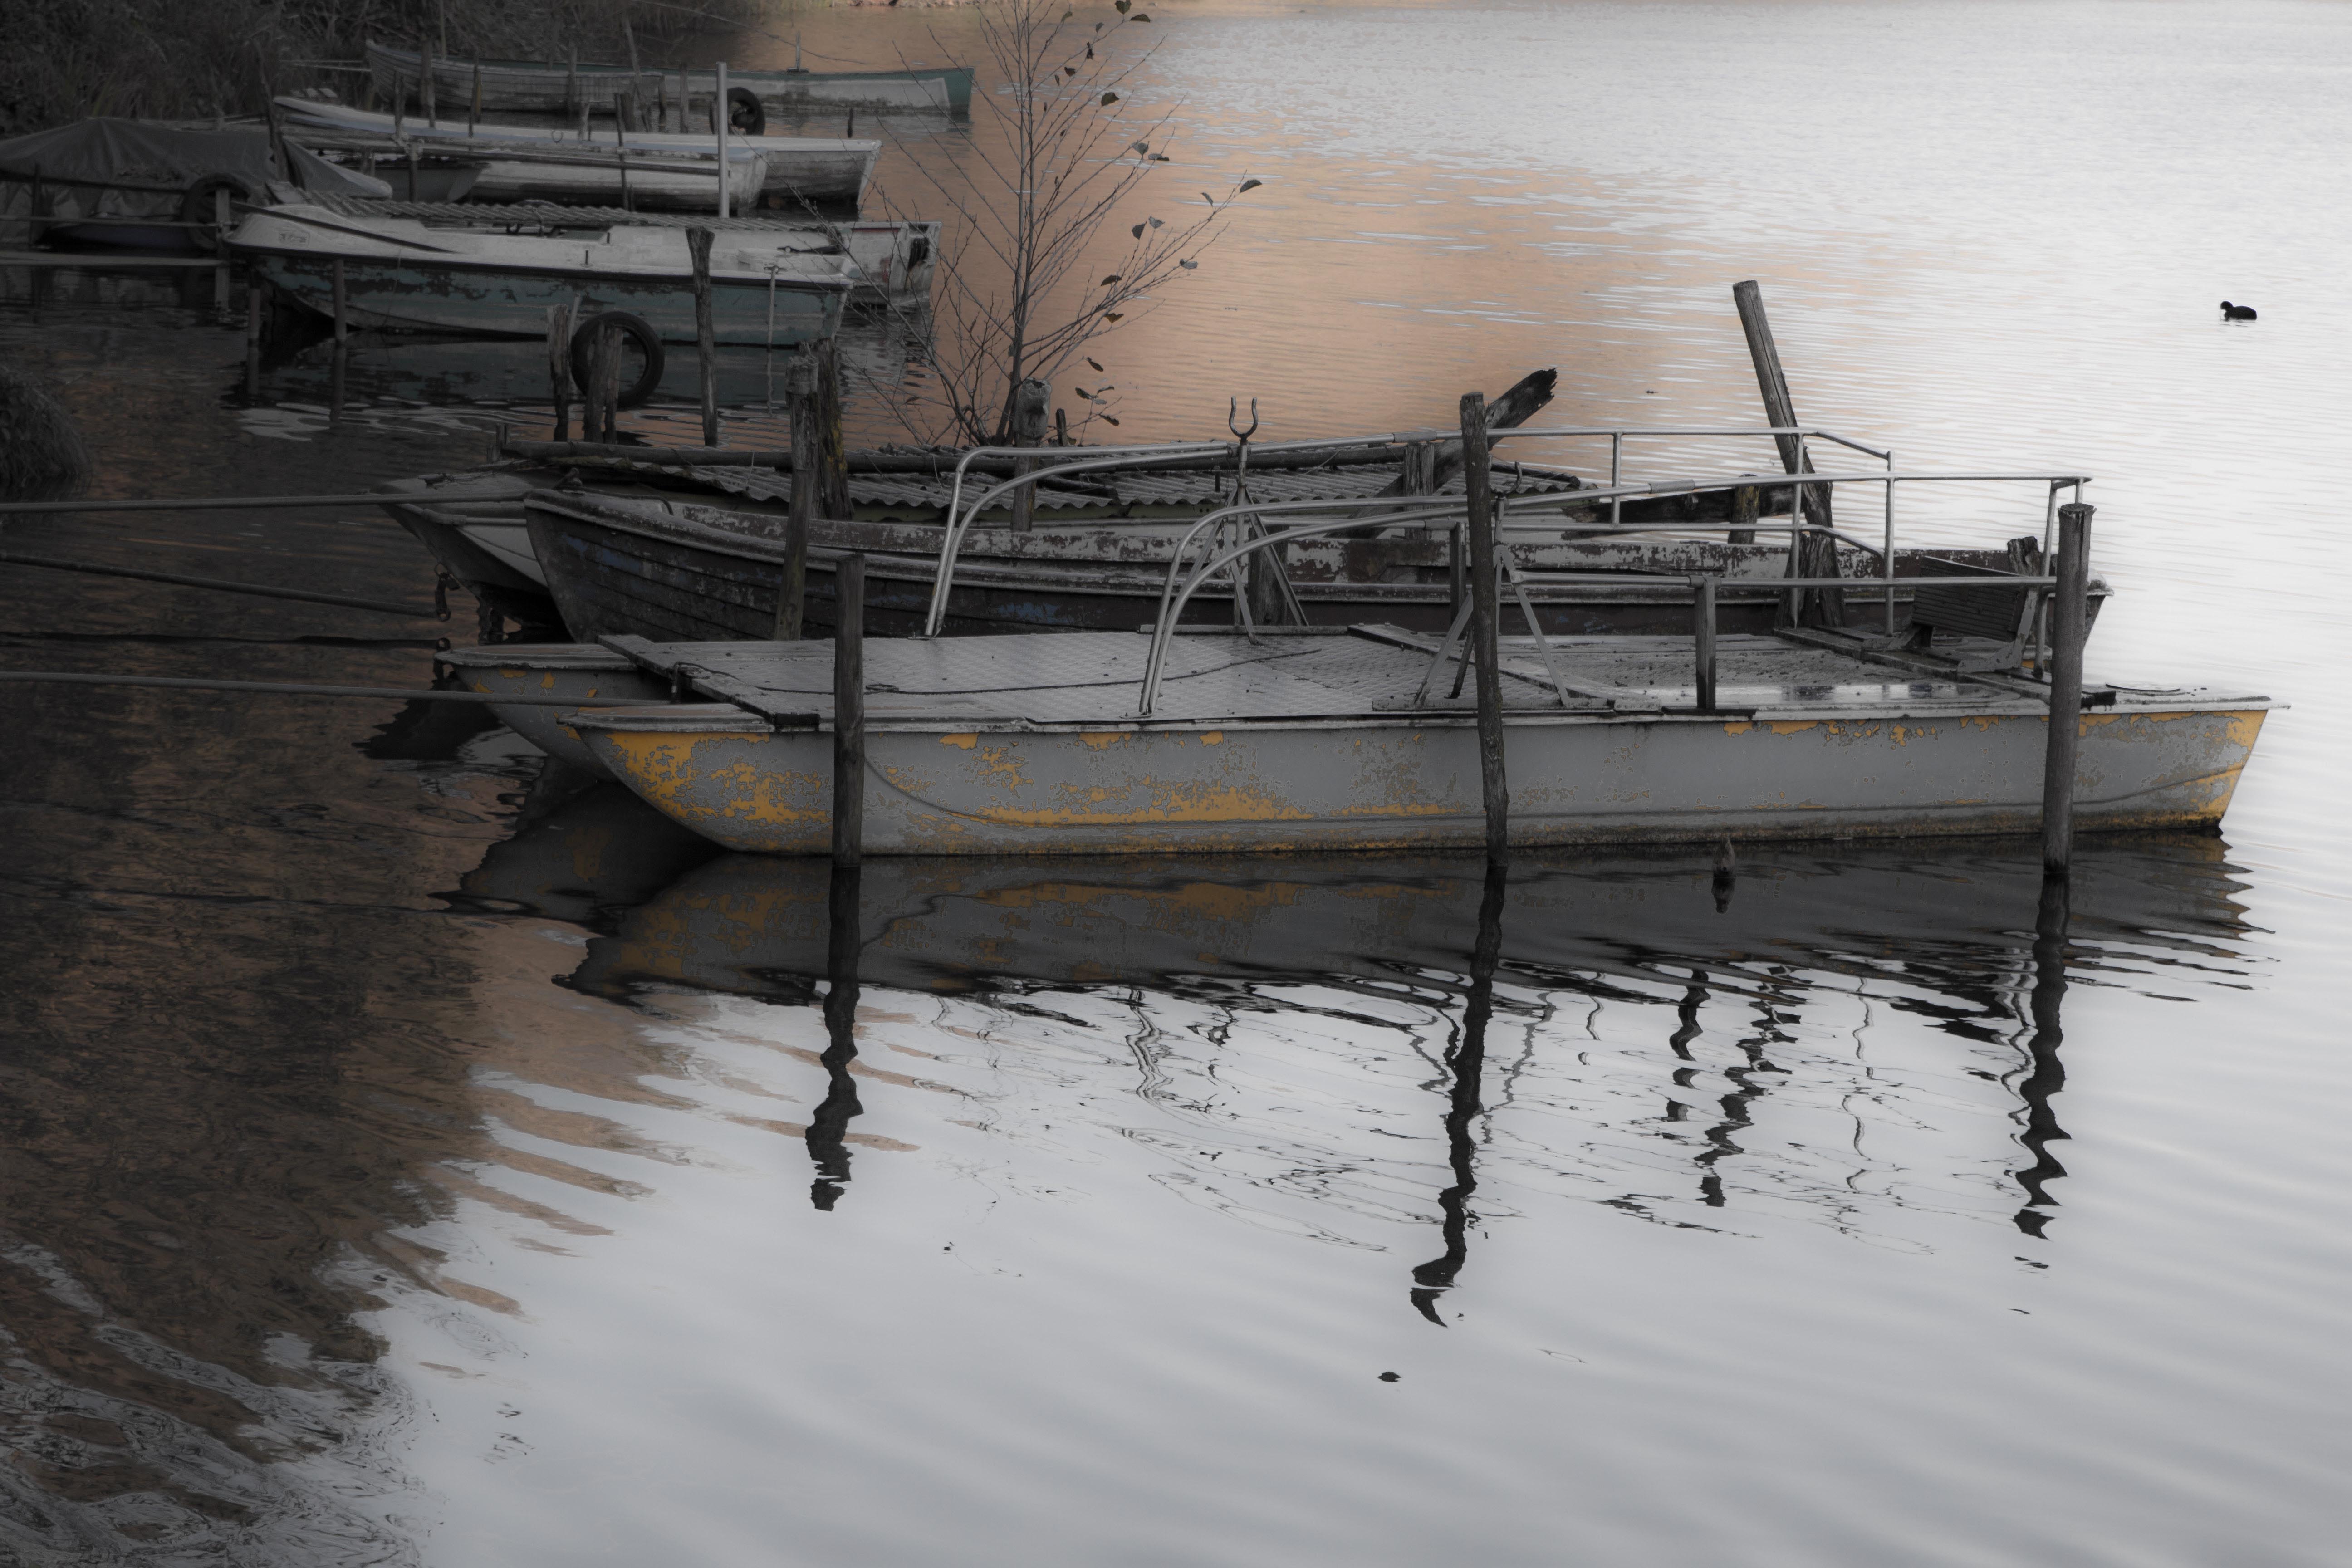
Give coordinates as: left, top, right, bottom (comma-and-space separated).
1690, 573, 1717, 711
1783, 480, 1805, 627
2033, 482, 2059, 676
1447, 521, 1465, 623
1882, 461, 1896, 639
832, 553, 867, 867
1461, 392, 1509, 864
2039, 502, 2094, 876
715, 61, 730, 220
1608, 431, 1622, 531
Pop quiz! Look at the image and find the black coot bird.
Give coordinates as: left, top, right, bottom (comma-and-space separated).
2221, 301, 2259, 320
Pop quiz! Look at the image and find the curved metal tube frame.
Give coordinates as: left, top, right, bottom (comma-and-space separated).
921, 425, 1898, 637
1135, 469, 2093, 715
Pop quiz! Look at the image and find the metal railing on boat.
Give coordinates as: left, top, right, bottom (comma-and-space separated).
917, 424, 1900, 639
1129, 468, 2092, 717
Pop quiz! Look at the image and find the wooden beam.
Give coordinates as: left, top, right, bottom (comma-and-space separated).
1731, 281, 1844, 627
1460, 392, 1509, 863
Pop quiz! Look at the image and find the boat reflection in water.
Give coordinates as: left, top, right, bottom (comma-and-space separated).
549, 806, 2254, 1287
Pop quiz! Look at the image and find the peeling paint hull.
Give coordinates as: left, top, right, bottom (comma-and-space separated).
441, 645, 666, 779
579, 709, 2266, 855
563, 630, 2271, 856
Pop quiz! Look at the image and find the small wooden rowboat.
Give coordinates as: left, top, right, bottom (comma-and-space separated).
522, 627, 2272, 856
230, 206, 854, 342
516, 486, 2102, 643
367, 40, 976, 119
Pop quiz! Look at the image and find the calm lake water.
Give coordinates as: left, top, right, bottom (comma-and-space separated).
4, 1, 2350, 1563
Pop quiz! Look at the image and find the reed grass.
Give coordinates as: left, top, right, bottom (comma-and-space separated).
0, 0, 769, 136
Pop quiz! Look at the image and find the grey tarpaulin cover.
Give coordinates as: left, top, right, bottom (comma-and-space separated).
0, 118, 391, 243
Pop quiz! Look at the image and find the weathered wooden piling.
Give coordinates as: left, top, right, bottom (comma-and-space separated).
1008, 378, 1051, 532
544, 299, 576, 441
2039, 502, 2095, 876
1729, 481, 1759, 545
686, 227, 720, 447
1732, 280, 1842, 626
1690, 573, 1718, 710
598, 324, 623, 441
330, 258, 348, 344
579, 323, 608, 443
833, 553, 867, 867
421, 38, 437, 127
1460, 392, 1509, 863
775, 351, 818, 639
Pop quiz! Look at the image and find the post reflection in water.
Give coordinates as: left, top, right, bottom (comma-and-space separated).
808, 864, 868, 1211
2013, 876, 2075, 1236
1409, 863, 1510, 1325
562, 821, 2254, 1272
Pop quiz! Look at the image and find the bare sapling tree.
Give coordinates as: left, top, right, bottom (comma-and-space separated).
872, 0, 1258, 446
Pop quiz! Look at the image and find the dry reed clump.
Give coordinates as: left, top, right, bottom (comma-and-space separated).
0, 0, 765, 136
0, 361, 91, 505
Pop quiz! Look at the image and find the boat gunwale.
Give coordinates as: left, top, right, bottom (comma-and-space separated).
365, 40, 975, 92
560, 692, 2281, 737
230, 240, 858, 297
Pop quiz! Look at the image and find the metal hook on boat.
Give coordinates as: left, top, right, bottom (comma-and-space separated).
1227, 396, 1259, 444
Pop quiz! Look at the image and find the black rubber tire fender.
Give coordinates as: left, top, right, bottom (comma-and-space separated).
181, 173, 264, 252
726, 85, 767, 138
569, 311, 666, 409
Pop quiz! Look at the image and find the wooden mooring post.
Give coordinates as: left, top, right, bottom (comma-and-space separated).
1460, 392, 1509, 863
1007, 378, 1050, 532
544, 299, 575, 441
687, 226, 719, 447
775, 351, 817, 639
1731, 280, 1842, 627
330, 257, 348, 344
2039, 502, 2095, 876
832, 553, 867, 867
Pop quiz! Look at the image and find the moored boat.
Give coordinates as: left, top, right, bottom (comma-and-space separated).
524, 462, 2268, 857
366, 40, 976, 119
301, 197, 938, 304
551, 625, 2270, 856
229, 205, 855, 342
0, 118, 390, 251
276, 96, 878, 208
